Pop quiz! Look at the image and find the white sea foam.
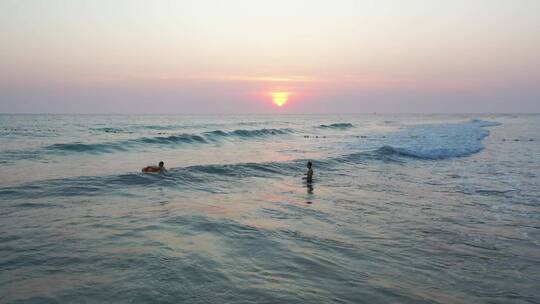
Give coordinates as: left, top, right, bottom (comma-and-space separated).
374, 119, 501, 160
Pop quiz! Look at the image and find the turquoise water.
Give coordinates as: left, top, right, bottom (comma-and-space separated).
1, 114, 539, 303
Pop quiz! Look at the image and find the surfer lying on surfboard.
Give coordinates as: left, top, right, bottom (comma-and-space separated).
142, 161, 167, 173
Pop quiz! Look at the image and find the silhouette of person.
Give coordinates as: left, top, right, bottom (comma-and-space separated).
142, 161, 167, 173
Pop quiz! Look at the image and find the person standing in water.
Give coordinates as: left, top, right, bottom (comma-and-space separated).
304, 161, 313, 183
303, 161, 314, 198
142, 161, 167, 173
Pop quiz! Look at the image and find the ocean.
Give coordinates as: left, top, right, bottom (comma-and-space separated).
1, 114, 539, 303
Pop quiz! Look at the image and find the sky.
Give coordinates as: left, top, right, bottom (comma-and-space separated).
1, 0, 539, 114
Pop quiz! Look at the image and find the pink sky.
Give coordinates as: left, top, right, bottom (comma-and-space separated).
1, 0, 539, 113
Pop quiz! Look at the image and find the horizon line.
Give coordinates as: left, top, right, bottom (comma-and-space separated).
0, 112, 539, 116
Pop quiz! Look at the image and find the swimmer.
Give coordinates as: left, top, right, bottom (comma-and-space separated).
303, 161, 313, 183
142, 161, 167, 173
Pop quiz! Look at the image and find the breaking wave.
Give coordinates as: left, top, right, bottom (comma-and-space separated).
371, 119, 501, 160
206, 128, 293, 138
43, 128, 294, 154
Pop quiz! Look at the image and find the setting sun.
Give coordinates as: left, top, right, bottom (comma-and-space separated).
270, 92, 290, 107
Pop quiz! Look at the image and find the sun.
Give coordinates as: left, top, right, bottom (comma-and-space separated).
270, 91, 290, 107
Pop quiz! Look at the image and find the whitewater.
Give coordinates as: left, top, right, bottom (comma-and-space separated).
1, 114, 539, 303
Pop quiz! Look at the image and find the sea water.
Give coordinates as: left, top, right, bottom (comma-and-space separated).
1, 114, 539, 303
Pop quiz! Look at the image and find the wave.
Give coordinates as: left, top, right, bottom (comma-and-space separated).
46, 142, 128, 153
90, 127, 128, 133
0, 140, 452, 200
470, 119, 502, 127
231, 128, 293, 137
237, 121, 279, 126
134, 124, 192, 131
138, 134, 207, 145
1, 119, 502, 197
370, 119, 501, 160
90, 125, 179, 133
373, 145, 485, 160
1, 127, 295, 163
0, 160, 305, 199
41, 128, 293, 154
91, 124, 225, 133
0, 118, 500, 199
46, 134, 208, 153
318, 123, 354, 129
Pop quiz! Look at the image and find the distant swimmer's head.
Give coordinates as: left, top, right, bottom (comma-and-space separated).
159, 161, 164, 168
307, 161, 312, 168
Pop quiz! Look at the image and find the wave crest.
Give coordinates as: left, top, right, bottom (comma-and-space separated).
374, 145, 484, 160
44, 128, 293, 154
318, 123, 354, 129
139, 134, 207, 145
